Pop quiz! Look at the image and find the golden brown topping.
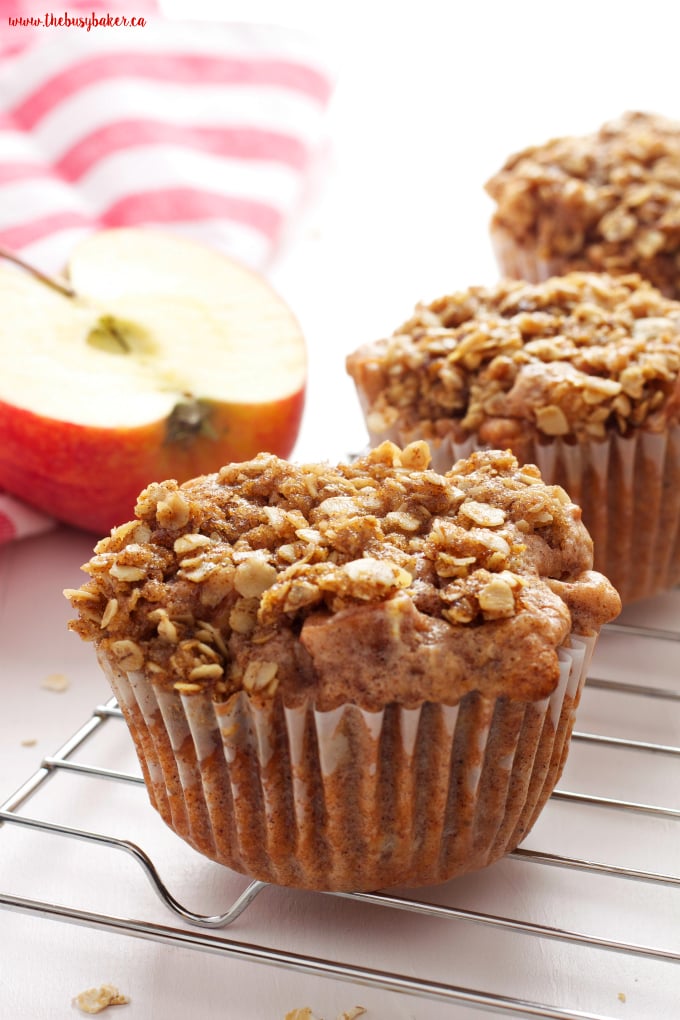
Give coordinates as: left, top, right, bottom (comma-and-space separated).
535, 405, 570, 436
100, 598, 119, 629
148, 608, 179, 644
477, 576, 516, 618
109, 563, 145, 582
485, 111, 680, 299
458, 501, 506, 527
66, 446, 621, 708
338, 557, 413, 596
173, 533, 212, 555
188, 663, 224, 682
110, 640, 144, 671
243, 659, 278, 693
229, 597, 259, 634
234, 553, 278, 598
156, 490, 191, 530
346, 272, 680, 442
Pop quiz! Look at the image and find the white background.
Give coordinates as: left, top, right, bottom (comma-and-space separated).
1, 2, 679, 1018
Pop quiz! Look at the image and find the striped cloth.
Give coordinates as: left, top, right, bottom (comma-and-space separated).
0, 2, 333, 544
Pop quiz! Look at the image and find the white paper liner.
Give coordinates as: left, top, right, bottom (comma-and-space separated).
489, 225, 573, 284
99, 634, 596, 893
364, 414, 680, 605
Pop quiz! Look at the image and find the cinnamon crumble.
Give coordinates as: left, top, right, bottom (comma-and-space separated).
346, 273, 680, 447
66, 445, 619, 711
485, 111, 680, 298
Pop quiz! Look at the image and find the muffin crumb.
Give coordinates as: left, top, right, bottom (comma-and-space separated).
41, 672, 70, 693
73, 984, 129, 1014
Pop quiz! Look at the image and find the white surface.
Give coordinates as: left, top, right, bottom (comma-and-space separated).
1, 3, 680, 1018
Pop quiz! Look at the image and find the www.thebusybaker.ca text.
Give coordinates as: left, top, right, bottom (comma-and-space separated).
8, 12, 147, 30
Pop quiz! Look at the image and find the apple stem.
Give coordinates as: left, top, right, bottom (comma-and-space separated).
0, 245, 75, 298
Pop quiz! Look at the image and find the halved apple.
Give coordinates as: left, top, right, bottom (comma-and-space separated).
0, 228, 306, 534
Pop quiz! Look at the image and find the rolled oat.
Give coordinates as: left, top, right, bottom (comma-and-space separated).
485, 111, 680, 299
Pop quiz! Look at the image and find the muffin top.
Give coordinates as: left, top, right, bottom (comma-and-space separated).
66, 444, 620, 711
346, 272, 680, 446
485, 111, 680, 296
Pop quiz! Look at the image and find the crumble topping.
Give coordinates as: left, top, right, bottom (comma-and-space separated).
346, 273, 680, 444
66, 444, 620, 710
485, 111, 680, 298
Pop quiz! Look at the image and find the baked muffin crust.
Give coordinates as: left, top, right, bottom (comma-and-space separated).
346, 273, 680, 449
66, 444, 620, 712
485, 111, 680, 298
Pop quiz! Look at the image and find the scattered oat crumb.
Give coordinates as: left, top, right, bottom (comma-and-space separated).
20, 738, 37, 747
42, 672, 70, 693
73, 984, 129, 1014
284, 1008, 366, 1020
618, 992, 627, 1003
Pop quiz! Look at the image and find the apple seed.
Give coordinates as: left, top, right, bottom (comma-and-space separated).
86, 314, 154, 356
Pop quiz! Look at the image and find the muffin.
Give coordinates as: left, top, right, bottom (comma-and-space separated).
346, 272, 680, 604
65, 443, 620, 892
485, 111, 680, 299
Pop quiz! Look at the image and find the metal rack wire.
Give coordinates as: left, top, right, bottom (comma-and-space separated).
0, 614, 678, 1020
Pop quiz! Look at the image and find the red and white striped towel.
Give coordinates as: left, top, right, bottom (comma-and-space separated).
0, 1, 333, 544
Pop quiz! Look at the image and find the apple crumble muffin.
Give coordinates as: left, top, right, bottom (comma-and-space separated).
346, 273, 680, 603
485, 111, 680, 298
66, 444, 619, 891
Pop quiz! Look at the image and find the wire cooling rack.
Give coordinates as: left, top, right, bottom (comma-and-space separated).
0, 608, 678, 1020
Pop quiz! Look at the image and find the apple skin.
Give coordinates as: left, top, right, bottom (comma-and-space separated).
0, 389, 305, 535
0, 229, 308, 536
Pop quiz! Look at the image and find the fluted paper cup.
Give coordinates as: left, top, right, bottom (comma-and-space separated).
489, 224, 579, 284
98, 635, 595, 893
